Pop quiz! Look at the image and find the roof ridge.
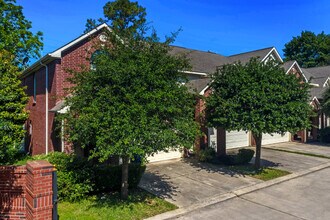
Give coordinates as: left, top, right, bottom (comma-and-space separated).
170, 45, 224, 56
228, 46, 274, 57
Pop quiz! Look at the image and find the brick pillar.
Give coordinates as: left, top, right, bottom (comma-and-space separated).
25, 160, 54, 220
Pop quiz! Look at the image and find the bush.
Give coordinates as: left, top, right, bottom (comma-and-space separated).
215, 149, 255, 165
18, 152, 146, 202
27, 152, 95, 202
94, 163, 146, 193
235, 149, 255, 165
197, 147, 216, 162
320, 127, 330, 143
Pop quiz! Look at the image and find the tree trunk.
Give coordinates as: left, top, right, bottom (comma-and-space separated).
121, 156, 129, 200
253, 133, 262, 169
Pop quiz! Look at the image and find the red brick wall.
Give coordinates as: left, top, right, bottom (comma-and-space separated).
0, 166, 26, 220
23, 31, 103, 155
0, 161, 55, 220
194, 88, 212, 151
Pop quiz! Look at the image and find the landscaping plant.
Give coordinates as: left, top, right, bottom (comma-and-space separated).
61, 0, 199, 199
206, 58, 312, 169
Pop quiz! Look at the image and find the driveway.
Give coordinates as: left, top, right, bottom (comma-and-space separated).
140, 142, 330, 208
139, 159, 261, 208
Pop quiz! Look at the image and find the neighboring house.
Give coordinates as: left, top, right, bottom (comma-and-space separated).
21, 23, 322, 162
181, 48, 312, 156
302, 66, 330, 140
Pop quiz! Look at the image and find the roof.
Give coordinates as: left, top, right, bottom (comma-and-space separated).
282, 60, 295, 73
185, 78, 211, 94
228, 47, 283, 64
49, 100, 65, 112
302, 66, 330, 99
169, 46, 281, 74
169, 46, 230, 74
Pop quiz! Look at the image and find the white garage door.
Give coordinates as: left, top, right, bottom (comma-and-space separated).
147, 150, 182, 163
208, 127, 218, 149
262, 133, 290, 145
226, 130, 249, 149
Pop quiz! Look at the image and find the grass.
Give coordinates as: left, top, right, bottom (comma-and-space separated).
227, 165, 291, 181
267, 148, 330, 160
58, 189, 177, 220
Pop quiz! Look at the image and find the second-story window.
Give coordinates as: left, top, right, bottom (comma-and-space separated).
90, 50, 102, 70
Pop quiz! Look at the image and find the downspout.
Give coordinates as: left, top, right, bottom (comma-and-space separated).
40, 61, 49, 155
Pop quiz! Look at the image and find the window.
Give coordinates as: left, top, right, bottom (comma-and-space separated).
90, 50, 102, 70
90, 50, 110, 70
33, 73, 37, 103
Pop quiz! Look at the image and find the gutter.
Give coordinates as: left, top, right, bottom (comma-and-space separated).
40, 61, 49, 155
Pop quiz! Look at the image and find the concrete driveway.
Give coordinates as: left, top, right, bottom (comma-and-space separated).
139, 159, 261, 208
140, 142, 330, 209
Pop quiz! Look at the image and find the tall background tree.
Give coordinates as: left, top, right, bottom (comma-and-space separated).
0, 0, 43, 66
85, 0, 146, 38
206, 58, 311, 169
63, 0, 199, 199
283, 31, 330, 68
0, 0, 43, 164
0, 51, 29, 164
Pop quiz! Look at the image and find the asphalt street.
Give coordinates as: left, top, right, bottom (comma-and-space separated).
175, 167, 330, 220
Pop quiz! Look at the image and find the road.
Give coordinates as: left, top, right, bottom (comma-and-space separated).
175, 167, 330, 220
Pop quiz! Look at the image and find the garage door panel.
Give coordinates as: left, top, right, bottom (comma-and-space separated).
226, 130, 249, 149
147, 150, 182, 163
262, 133, 289, 145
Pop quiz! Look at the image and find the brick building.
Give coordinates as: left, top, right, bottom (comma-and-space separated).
21, 23, 328, 162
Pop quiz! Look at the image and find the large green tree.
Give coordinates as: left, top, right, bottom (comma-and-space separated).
0, 0, 42, 164
0, 51, 29, 164
0, 0, 43, 66
283, 31, 330, 68
206, 58, 311, 169
63, 0, 199, 199
85, 0, 146, 38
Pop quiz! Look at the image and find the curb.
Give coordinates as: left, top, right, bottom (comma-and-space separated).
145, 161, 330, 220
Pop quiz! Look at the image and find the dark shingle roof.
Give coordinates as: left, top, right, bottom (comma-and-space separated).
228, 47, 274, 64
169, 46, 230, 74
281, 60, 295, 73
185, 78, 211, 94
169, 46, 276, 74
302, 66, 330, 99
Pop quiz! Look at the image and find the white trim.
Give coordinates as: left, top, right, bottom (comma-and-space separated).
310, 96, 320, 106
50, 23, 111, 58
323, 77, 330, 87
58, 106, 69, 114
181, 70, 208, 76
261, 47, 283, 63
310, 83, 320, 87
199, 84, 211, 95
22, 23, 112, 77
285, 61, 308, 82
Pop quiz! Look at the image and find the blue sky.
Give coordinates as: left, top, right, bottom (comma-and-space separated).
18, 0, 330, 58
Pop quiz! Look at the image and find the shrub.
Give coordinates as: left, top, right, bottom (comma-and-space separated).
319, 127, 330, 143
215, 149, 255, 165
16, 152, 146, 202
94, 163, 146, 193
197, 147, 216, 162
235, 149, 255, 165
31, 152, 95, 202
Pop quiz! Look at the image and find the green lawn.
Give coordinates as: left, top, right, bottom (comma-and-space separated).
58, 189, 176, 220
227, 165, 291, 181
